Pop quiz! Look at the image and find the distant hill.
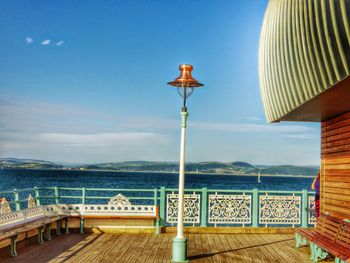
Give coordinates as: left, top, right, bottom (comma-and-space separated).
260, 165, 318, 176
0, 158, 63, 169
0, 158, 319, 176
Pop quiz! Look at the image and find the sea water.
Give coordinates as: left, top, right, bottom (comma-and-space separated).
0, 169, 313, 191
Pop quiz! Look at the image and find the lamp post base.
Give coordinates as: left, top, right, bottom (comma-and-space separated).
171, 237, 189, 263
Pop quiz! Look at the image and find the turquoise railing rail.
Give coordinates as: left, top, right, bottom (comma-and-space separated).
0, 187, 316, 228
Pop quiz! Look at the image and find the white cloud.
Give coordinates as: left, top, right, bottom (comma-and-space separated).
0, 131, 171, 163
56, 41, 64, 46
191, 121, 311, 133
41, 39, 51, 45
247, 117, 262, 121
122, 117, 311, 134
39, 132, 168, 147
284, 134, 317, 140
25, 37, 33, 44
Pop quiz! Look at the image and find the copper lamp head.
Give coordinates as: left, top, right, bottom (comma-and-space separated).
167, 64, 204, 88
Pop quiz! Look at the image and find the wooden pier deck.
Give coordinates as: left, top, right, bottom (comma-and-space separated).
0, 232, 331, 263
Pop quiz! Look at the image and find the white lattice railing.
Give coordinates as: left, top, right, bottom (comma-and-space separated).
0, 187, 316, 228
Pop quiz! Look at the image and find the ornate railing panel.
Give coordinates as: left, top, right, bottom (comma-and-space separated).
166, 193, 200, 224
0, 187, 317, 227
208, 194, 251, 225
259, 194, 301, 225
308, 196, 316, 225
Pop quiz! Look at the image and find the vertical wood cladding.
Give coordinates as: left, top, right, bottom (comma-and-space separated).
321, 111, 350, 219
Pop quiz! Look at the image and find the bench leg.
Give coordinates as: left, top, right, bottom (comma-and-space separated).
80, 218, 85, 234
45, 223, 52, 241
335, 258, 348, 263
10, 235, 18, 257
38, 226, 44, 244
295, 233, 307, 248
56, 221, 61, 236
65, 218, 70, 234
310, 242, 328, 262
155, 218, 160, 235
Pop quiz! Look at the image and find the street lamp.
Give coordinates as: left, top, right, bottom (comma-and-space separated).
167, 64, 204, 263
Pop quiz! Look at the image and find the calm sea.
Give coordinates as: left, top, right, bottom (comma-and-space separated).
0, 169, 314, 191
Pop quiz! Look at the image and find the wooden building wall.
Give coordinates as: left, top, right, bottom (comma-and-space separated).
321, 111, 350, 219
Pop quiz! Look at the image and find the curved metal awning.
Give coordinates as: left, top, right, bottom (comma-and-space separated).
259, 0, 350, 123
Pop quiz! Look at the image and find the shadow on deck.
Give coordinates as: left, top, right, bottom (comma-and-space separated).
0, 232, 332, 263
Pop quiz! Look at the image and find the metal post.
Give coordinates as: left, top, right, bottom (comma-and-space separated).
34, 187, 41, 206
160, 187, 166, 227
13, 189, 20, 211
54, 187, 59, 204
80, 188, 86, 234
172, 110, 189, 263
301, 190, 308, 228
153, 188, 158, 206
252, 189, 258, 227
154, 188, 160, 234
201, 187, 207, 227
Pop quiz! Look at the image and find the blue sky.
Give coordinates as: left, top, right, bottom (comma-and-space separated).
0, 0, 320, 165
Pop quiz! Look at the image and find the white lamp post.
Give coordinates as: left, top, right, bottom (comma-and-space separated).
167, 64, 204, 263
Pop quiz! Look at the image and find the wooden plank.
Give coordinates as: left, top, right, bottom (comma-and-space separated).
322, 124, 350, 139
214, 234, 232, 262
211, 233, 227, 263
90, 234, 128, 262
324, 181, 350, 189
323, 144, 350, 154
220, 234, 247, 262
162, 234, 173, 262
258, 234, 285, 262
136, 233, 158, 263
206, 234, 221, 263
112, 234, 140, 261
242, 233, 272, 262
323, 155, 350, 162
324, 186, 347, 195
324, 163, 350, 170
322, 117, 350, 132
192, 233, 205, 263
268, 234, 299, 263
322, 112, 350, 128
72, 233, 115, 263
50, 234, 102, 263
145, 233, 165, 263
325, 192, 350, 202
224, 234, 253, 262
326, 176, 350, 183
122, 234, 147, 262
127, 233, 153, 263
322, 130, 350, 142
327, 210, 350, 220
323, 170, 350, 176
324, 203, 350, 216
324, 199, 350, 209
187, 233, 196, 258
249, 234, 277, 262
108, 234, 141, 262
322, 138, 350, 150
200, 234, 214, 263
322, 150, 350, 158
0, 233, 332, 263
156, 234, 172, 263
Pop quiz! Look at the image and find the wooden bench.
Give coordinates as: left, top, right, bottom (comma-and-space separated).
57, 194, 160, 234
0, 206, 69, 257
295, 213, 350, 263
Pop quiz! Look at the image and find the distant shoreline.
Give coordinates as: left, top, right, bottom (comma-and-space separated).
0, 167, 315, 178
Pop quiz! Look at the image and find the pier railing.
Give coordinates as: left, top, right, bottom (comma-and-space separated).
0, 187, 316, 228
